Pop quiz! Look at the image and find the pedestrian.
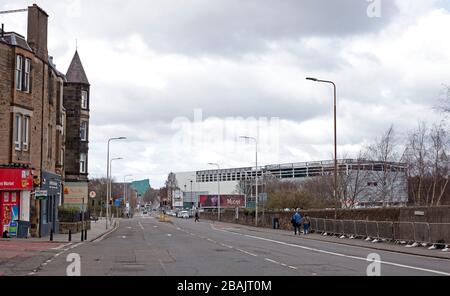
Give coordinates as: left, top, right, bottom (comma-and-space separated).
2, 230, 10, 239
195, 212, 200, 223
302, 214, 311, 235
291, 209, 302, 235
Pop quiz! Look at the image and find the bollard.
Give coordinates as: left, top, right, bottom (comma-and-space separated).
50, 229, 53, 241
84, 229, 87, 241
81, 229, 84, 242
69, 230, 72, 242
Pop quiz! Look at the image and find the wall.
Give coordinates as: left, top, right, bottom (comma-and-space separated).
201, 206, 450, 244
0, 42, 13, 165
63, 83, 89, 182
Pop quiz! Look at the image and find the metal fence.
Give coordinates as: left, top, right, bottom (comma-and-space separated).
310, 218, 450, 245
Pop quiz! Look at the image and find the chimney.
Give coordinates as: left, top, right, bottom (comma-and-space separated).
27, 4, 48, 61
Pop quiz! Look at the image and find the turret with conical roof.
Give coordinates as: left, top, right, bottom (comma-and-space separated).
63, 50, 90, 189
66, 50, 90, 85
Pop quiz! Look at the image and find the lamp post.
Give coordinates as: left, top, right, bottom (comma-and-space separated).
109, 157, 123, 223
124, 175, 133, 218
239, 136, 258, 227
106, 137, 126, 228
190, 180, 193, 209
208, 163, 221, 221
306, 77, 338, 219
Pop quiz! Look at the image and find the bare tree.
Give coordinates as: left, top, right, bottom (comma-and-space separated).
340, 153, 371, 208
429, 123, 449, 206
143, 188, 159, 204
366, 125, 405, 206
405, 122, 450, 206
301, 176, 334, 209
438, 85, 450, 114
405, 122, 429, 205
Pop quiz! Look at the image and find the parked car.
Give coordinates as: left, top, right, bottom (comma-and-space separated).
178, 211, 190, 219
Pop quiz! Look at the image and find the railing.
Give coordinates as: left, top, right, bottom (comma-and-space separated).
310, 218, 450, 246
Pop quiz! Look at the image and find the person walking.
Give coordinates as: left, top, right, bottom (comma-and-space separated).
291, 209, 302, 235
195, 211, 200, 223
302, 214, 311, 235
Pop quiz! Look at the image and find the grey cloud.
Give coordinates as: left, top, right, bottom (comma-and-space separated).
36, 0, 399, 56
90, 82, 329, 127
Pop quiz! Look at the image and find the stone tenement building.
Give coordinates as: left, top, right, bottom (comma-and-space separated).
63, 51, 91, 209
0, 4, 90, 238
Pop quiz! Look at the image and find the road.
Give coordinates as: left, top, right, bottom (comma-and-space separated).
35, 214, 450, 276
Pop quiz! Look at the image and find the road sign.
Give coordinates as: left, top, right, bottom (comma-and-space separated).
35, 190, 48, 200
89, 191, 96, 198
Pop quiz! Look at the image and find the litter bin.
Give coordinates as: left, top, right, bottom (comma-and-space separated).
17, 221, 30, 239
272, 217, 280, 229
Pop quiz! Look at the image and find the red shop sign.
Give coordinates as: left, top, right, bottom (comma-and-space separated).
0, 168, 33, 190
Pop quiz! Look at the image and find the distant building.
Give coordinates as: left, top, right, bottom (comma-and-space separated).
131, 179, 151, 206
63, 51, 91, 210
171, 159, 409, 209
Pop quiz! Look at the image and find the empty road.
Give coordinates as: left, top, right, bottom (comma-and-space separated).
34, 214, 450, 276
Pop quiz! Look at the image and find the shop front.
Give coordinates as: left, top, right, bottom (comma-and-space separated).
0, 168, 33, 238
39, 172, 62, 237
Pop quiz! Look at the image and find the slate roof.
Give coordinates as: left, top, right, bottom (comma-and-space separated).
0, 32, 33, 52
66, 50, 90, 85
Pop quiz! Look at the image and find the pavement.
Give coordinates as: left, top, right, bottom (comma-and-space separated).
28, 213, 450, 276
0, 218, 119, 276
207, 220, 450, 260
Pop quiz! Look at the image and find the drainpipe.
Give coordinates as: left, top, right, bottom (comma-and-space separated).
38, 59, 45, 237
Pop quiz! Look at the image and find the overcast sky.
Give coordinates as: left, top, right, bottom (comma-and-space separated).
1, 0, 449, 188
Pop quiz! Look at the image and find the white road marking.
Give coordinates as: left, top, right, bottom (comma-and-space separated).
138, 222, 144, 230
281, 263, 287, 267
70, 242, 84, 249
153, 226, 158, 228
167, 234, 172, 237
207, 238, 217, 243
28, 272, 35, 275
122, 236, 126, 239
242, 234, 450, 276
237, 249, 258, 257
265, 258, 280, 264
289, 266, 298, 270
51, 243, 72, 250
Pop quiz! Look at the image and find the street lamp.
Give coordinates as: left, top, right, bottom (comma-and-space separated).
106, 137, 126, 229
190, 180, 193, 209
239, 136, 259, 227
208, 163, 221, 221
124, 175, 133, 218
109, 157, 123, 223
306, 77, 338, 219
